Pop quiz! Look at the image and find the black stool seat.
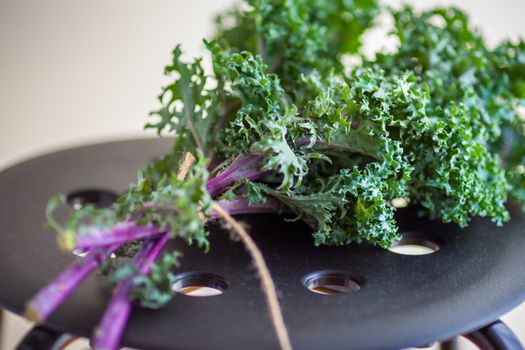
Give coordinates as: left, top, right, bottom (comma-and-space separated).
1, 139, 524, 350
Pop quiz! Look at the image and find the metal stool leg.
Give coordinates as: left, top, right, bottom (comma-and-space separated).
463, 320, 524, 350
440, 338, 459, 350
15, 325, 77, 350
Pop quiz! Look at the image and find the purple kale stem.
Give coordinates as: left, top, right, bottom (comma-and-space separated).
211, 197, 280, 218
59, 221, 162, 251
25, 243, 122, 323
217, 154, 263, 178
91, 233, 170, 350
207, 138, 371, 198
206, 154, 268, 196
294, 137, 315, 147
206, 165, 272, 197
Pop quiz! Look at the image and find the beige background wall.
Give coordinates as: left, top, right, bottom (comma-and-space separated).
1, 0, 524, 349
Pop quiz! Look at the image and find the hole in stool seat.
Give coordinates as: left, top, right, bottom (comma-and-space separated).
388, 232, 440, 256
303, 270, 363, 296
172, 272, 228, 297
66, 189, 118, 210
72, 249, 89, 257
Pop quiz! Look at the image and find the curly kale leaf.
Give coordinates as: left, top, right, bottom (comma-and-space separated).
214, 0, 379, 100
210, 45, 317, 191
244, 163, 399, 248
119, 155, 212, 247
491, 41, 525, 209
47, 154, 212, 251
371, 6, 517, 225
146, 45, 223, 157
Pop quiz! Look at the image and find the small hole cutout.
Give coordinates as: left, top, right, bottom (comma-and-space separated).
303, 270, 362, 296
391, 197, 410, 208
172, 272, 228, 297
389, 233, 440, 256
66, 189, 118, 209
72, 248, 116, 258
72, 249, 89, 257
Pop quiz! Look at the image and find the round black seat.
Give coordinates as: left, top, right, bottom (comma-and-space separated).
1, 139, 524, 350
